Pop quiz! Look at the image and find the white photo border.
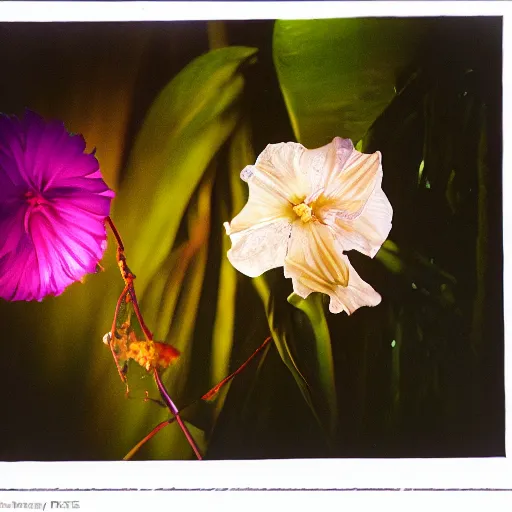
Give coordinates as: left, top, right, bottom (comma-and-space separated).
0, 0, 509, 501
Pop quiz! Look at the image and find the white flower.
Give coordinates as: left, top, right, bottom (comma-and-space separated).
224, 137, 393, 315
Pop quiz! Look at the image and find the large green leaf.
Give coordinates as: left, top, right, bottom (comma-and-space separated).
113, 46, 257, 299
273, 19, 427, 146
210, 120, 253, 387
287, 292, 337, 437
252, 276, 324, 432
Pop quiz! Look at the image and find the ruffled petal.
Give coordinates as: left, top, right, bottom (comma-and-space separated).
298, 136, 354, 196
22, 111, 95, 187
0, 236, 41, 301
0, 160, 20, 199
284, 222, 381, 315
323, 147, 383, 218
47, 190, 113, 217
225, 165, 294, 277
47, 176, 114, 197
0, 111, 114, 302
44, 206, 107, 266
329, 176, 393, 257
28, 208, 106, 299
253, 141, 309, 203
0, 204, 26, 259
284, 222, 350, 291
225, 217, 292, 278
327, 257, 382, 315
22, 111, 67, 189
51, 199, 109, 239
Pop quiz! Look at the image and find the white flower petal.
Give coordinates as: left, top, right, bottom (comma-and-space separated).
298, 136, 354, 195
327, 256, 382, 315
330, 176, 393, 257
254, 141, 309, 202
225, 217, 292, 277
284, 222, 381, 315
284, 221, 350, 292
225, 169, 293, 277
324, 148, 383, 218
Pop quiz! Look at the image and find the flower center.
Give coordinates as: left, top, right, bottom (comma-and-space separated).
25, 190, 48, 209
293, 202, 313, 223
23, 190, 51, 233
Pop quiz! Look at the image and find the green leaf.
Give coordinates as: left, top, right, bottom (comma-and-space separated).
113, 46, 258, 299
210, 120, 253, 387
287, 292, 337, 436
252, 276, 322, 429
158, 170, 214, 344
273, 19, 427, 146
160, 172, 213, 402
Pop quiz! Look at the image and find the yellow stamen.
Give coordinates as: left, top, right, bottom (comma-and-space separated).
293, 203, 313, 223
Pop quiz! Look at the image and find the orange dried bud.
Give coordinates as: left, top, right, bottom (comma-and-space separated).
153, 341, 180, 368
126, 340, 180, 372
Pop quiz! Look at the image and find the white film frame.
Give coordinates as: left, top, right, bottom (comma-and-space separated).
0, 1, 510, 509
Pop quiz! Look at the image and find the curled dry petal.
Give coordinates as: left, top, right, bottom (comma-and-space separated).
126, 340, 180, 372
224, 136, 393, 315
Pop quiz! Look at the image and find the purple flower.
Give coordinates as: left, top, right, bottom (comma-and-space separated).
0, 110, 114, 301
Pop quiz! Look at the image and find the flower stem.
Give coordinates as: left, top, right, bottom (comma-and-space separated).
105, 215, 203, 460
154, 369, 203, 460
106, 216, 124, 251
202, 336, 272, 401
123, 419, 171, 461
124, 335, 273, 460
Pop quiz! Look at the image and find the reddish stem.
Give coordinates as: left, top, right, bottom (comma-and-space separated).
154, 369, 203, 460
105, 215, 203, 460
108, 283, 130, 385
106, 216, 124, 251
128, 287, 153, 342
124, 335, 273, 460
111, 283, 130, 338
202, 336, 272, 400
123, 419, 170, 461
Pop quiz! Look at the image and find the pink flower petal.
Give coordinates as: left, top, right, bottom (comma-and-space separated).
0, 237, 40, 301
0, 115, 29, 187
0, 111, 114, 301
0, 205, 26, 259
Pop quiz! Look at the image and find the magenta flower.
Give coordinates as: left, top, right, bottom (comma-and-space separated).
0, 110, 114, 301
